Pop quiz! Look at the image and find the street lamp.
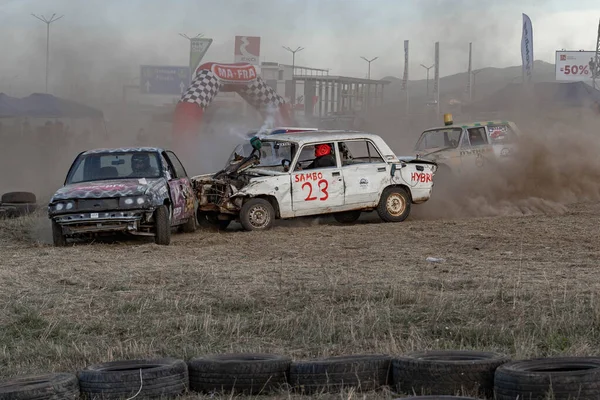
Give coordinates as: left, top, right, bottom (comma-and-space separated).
360, 56, 378, 80
471, 69, 483, 100
179, 33, 203, 40
282, 46, 304, 106
31, 13, 64, 93
420, 63, 434, 97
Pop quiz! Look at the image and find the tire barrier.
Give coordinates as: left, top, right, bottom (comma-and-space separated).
4, 352, 600, 399
392, 350, 510, 398
0, 191, 37, 220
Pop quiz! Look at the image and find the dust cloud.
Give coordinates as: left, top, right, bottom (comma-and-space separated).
411, 108, 600, 220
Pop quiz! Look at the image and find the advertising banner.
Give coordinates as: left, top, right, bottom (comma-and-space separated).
234, 36, 261, 65
555, 51, 595, 81
521, 13, 534, 83
190, 38, 213, 78
402, 40, 409, 91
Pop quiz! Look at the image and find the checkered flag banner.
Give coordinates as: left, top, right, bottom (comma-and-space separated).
180, 69, 221, 110
237, 76, 287, 111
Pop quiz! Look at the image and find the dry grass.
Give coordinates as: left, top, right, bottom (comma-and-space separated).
1, 202, 600, 399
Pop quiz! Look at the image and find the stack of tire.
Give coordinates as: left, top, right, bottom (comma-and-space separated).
0, 192, 37, 220
2, 351, 600, 399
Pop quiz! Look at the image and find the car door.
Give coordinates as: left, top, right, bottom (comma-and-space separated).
339, 139, 389, 207
459, 127, 492, 171
163, 151, 195, 224
290, 142, 344, 214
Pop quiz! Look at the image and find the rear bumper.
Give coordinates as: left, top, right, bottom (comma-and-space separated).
51, 210, 151, 235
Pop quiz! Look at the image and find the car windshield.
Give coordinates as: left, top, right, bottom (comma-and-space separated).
225, 141, 296, 168
66, 151, 162, 184
414, 128, 462, 151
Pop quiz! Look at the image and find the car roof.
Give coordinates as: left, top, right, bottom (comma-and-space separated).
260, 130, 381, 146
424, 120, 517, 131
81, 147, 164, 155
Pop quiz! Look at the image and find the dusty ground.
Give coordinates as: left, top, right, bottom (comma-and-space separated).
1, 199, 600, 399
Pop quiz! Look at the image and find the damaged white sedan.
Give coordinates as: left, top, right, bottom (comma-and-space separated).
191, 131, 438, 231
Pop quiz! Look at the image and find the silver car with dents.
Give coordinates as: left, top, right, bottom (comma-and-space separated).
191, 131, 438, 231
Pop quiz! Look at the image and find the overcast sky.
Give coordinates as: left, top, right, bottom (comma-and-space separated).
1, 0, 600, 98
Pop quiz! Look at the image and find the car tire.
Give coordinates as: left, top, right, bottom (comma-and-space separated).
197, 211, 231, 231
154, 205, 171, 245
2, 203, 37, 217
377, 186, 411, 222
52, 220, 67, 247
1, 191, 36, 204
240, 198, 275, 231
181, 215, 196, 233
333, 210, 361, 224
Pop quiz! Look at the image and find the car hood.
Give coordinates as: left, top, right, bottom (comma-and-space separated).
50, 178, 165, 201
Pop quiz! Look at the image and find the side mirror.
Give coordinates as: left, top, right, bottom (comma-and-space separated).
391, 164, 396, 176
281, 159, 291, 172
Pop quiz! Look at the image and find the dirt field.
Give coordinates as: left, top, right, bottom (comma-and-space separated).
1, 198, 600, 398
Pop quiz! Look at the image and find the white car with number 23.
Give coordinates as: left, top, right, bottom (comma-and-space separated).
191, 131, 438, 231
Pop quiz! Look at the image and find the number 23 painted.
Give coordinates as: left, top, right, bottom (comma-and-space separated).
302, 179, 329, 201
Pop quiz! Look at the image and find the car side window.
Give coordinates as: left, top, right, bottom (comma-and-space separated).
488, 124, 517, 144
340, 140, 385, 166
164, 151, 188, 178
467, 127, 488, 146
293, 142, 338, 171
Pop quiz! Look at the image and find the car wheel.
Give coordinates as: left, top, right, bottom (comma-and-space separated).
197, 211, 231, 231
377, 186, 411, 222
333, 210, 361, 224
240, 198, 275, 231
181, 215, 196, 233
154, 205, 171, 245
52, 220, 67, 247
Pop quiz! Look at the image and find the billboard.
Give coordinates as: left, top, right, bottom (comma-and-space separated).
190, 38, 213, 78
234, 36, 261, 65
555, 51, 595, 81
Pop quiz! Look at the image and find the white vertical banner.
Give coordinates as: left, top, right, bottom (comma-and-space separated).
467, 42, 472, 101
402, 40, 409, 115
521, 13, 534, 84
402, 40, 409, 90
434, 41, 440, 114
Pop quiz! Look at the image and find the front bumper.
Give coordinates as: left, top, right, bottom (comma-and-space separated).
51, 210, 153, 235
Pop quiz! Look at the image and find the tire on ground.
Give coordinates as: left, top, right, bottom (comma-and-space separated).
197, 211, 231, 231
392, 350, 510, 398
181, 215, 197, 233
494, 357, 600, 400
377, 186, 411, 222
1, 192, 36, 204
0, 372, 80, 400
2, 203, 37, 217
289, 354, 392, 394
77, 357, 188, 400
154, 205, 171, 245
188, 353, 291, 395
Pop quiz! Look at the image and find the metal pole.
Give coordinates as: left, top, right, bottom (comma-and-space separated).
420, 64, 434, 98
31, 13, 63, 93
361, 56, 378, 80
282, 46, 304, 107
471, 69, 482, 99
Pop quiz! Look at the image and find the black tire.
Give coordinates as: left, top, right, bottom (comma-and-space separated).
392, 350, 509, 398
239, 198, 275, 231
154, 205, 171, 245
188, 353, 291, 395
494, 357, 600, 400
377, 186, 411, 222
396, 397, 484, 400
2, 191, 36, 204
181, 215, 196, 233
2, 203, 37, 217
52, 220, 67, 247
333, 210, 361, 224
0, 372, 80, 400
289, 354, 392, 394
77, 357, 188, 400
197, 211, 231, 231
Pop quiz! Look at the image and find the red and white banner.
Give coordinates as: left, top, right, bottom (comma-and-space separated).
234, 36, 261, 65
210, 63, 257, 83
555, 51, 594, 81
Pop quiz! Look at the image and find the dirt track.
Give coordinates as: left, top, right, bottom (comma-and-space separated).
2, 199, 600, 399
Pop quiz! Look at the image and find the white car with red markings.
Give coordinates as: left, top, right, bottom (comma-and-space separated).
191, 131, 437, 231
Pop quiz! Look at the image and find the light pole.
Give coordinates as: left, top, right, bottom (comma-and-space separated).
420, 63, 434, 97
179, 33, 203, 40
282, 46, 304, 106
360, 56, 378, 80
31, 13, 63, 93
